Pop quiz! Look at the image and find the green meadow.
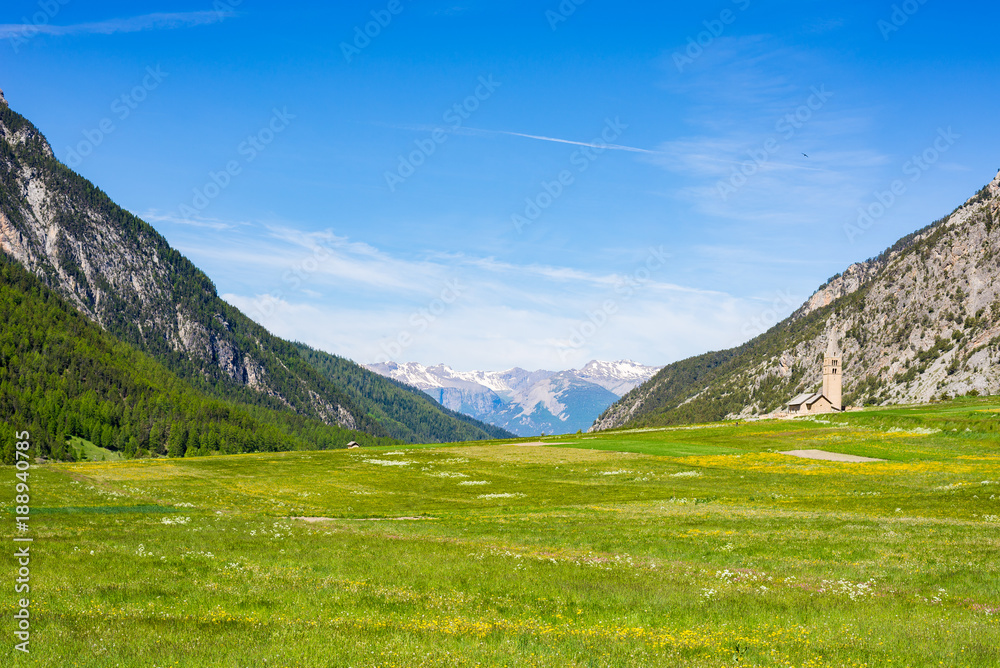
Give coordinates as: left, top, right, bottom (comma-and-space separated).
3, 399, 1000, 667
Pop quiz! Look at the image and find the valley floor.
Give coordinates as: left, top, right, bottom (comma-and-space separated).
3, 399, 1000, 666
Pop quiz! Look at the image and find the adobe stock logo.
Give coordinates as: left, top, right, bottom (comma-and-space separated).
178, 108, 295, 221
546, 0, 586, 31
248, 231, 340, 322
843, 127, 959, 244
878, 0, 930, 40
341, 0, 407, 63
741, 291, 800, 338
6, 0, 71, 54
375, 280, 466, 363
672, 0, 752, 73
63, 66, 169, 168
385, 76, 501, 192
512, 117, 628, 233
556, 246, 669, 362
716, 85, 833, 201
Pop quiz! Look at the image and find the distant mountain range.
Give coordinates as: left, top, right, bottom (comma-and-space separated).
366, 360, 662, 436
595, 169, 1000, 431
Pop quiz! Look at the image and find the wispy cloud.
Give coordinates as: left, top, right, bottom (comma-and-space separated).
141, 210, 242, 231
160, 217, 762, 369
646, 35, 899, 232
378, 121, 658, 154
0, 11, 235, 39
651, 132, 893, 227
221, 281, 755, 371
165, 218, 730, 306
170, 221, 446, 296
447, 254, 726, 296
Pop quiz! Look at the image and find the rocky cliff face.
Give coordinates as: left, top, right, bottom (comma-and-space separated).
594, 170, 1000, 430
0, 101, 364, 429
795, 259, 885, 320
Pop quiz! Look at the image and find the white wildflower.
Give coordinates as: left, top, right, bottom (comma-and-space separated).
363, 459, 413, 467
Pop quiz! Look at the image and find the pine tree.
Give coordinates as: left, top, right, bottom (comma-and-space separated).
167, 424, 187, 458
125, 436, 139, 458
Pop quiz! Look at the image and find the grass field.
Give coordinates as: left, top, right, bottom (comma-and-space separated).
3, 398, 1000, 666
67, 436, 123, 463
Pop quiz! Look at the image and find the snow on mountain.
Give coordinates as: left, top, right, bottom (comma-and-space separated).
368, 362, 549, 394
575, 360, 666, 396
365, 360, 662, 436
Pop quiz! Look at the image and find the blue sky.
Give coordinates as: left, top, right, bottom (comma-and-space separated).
2, 0, 999, 370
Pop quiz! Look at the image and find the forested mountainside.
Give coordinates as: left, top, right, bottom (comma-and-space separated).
295, 344, 513, 443
0, 98, 501, 445
0, 253, 395, 464
594, 170, 1000, 430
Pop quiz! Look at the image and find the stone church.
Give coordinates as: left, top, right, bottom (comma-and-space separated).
786, 338, 843, 415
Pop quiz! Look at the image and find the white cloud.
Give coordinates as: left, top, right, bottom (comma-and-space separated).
204, 221, 772, 370
174, 224, 446, 297
223, 281, 764, 371
0, 11, 235, 39
143, 170, 812, 372
142, 210, 241, 231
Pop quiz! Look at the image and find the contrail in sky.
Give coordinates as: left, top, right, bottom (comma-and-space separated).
377, 121, 659, 154
474, 128, 659, 154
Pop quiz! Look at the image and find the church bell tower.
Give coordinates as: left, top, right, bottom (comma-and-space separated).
822, 337, 843, 411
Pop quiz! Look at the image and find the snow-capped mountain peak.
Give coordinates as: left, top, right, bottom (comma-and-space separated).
365, 359, 662, 436
576, 360, 664, 396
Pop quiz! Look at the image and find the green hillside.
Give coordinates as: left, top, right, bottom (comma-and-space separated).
0, 252, 396, 464
599, 308, 828, 428
0, 101, 504, 445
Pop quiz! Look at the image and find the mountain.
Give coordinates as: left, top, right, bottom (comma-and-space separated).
0, 95, 503, 446
574, 359, 669, 396
366, 360, 662, 436
0, 250, 396, 464
593, 170, 1000, 430
294, 344, 513, 442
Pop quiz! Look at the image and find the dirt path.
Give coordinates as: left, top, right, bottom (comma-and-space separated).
293, 516, 435, 522
780, 449, 885, 463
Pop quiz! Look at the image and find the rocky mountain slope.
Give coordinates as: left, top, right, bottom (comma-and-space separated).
0, 95, 502, 444
0, 251, 396, 462
367, 360, 661, 436
594, 170, 1000, 430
